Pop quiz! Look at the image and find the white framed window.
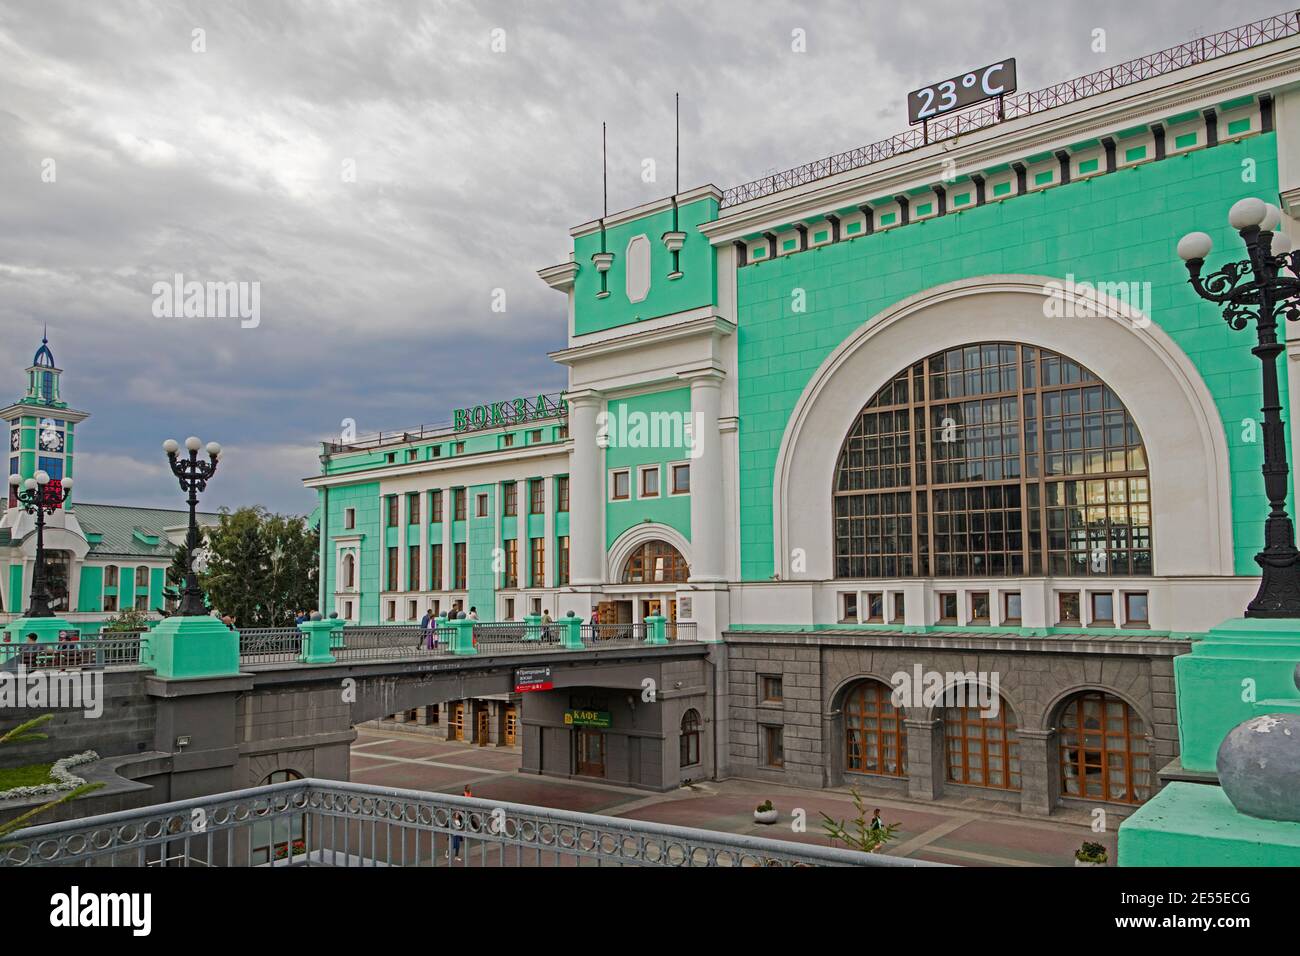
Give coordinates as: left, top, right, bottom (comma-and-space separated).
638, 464, 660, 499
669, 461, 691, 495
609, 468, 631, 501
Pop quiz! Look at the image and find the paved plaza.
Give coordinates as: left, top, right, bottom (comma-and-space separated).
351, 724, 1117, 867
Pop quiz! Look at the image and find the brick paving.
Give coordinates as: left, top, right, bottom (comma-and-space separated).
351, 725, 1118, 866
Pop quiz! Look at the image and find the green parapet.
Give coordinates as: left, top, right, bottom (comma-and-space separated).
644, 614, 667, 645
562, 615, 584, 650
1119, 782, 1300, 867
523, 614, 541, 641
3, 616, 75, 644
139, 615, 240, 679
449, 618, 477, 655
1173, 617, 1300, 772
297, 620, 337, 665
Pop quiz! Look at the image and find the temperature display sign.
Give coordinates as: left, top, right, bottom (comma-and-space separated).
907, 59, 1016, 125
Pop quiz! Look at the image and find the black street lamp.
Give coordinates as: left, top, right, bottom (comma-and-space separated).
7, 470, 73, 618
1180, 197, 1300, 618
163, 436, 221, 617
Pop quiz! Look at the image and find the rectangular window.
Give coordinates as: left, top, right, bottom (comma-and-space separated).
938, 592, 958, 624
344, 508, 356, 530
557, 536, 570, 586
430, 544, 443, 588
557, 476, 570, 513
386, 547, 399, 591
386, 600, 396, 622
407, 449, 417, 462
429, 489, 443, 522
386, 495, 398, 528
103, 594, 118, 612
407, 492, 420, 525
476, 493, 489, 518
135, 593, 149, 610
840, 592, 858, 623
1058, 591, 1081, 625
866, 592, 884, 623
136, 566, 150, 587
504, 482, 517, 517
969, 591, 991, 624
408, 546, 420, 591
530, 538, 545, 588
672, 464, 690, 494
1124, 591, 1149, 626
503, 433, 515, 447
1002, 591, 1022, 624
760, 675, 783, 703
504, 539, 518, 589
1090, 591, 1115, 625
891, 592, 905, 624
640, 466, 660, 498
105, 565, 119, 587
453, 488, 466, 521
505, 597, 515, 619
455, 442, 465, 454
453, 543, 467, 590
612, 470, 630, 500
530, 597, 542, 616
763, 725, 785, 768
529, 478, 544, 514
529, 429, 542, 444
408, 599, 418, 619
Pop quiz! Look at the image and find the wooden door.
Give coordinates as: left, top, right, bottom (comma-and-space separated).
476, 709, 490, 746
452, 703, 465, 741
575, 729, 605, 778
504, 706, 518, 746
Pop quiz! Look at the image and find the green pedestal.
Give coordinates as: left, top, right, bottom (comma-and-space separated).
562, 616, 584, 650
523, 614, 542, 641
140, 615, 240, 679
1175, 617, 1300, 772
644, 614, 667, 645
297, 620, 337, 664
449, 618, 477, 655
3, 616, 75, 644
1119, 782, 1300, 866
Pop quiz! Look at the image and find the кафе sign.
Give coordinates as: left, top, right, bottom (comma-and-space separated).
453, 392, 567, 434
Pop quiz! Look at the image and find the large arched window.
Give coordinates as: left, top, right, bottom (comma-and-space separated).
843, 680, 907, 777
1057, 691, 1151, 805
944, 690, 1020, 791
833, 343, 1152, 578
621, 540, 690, 584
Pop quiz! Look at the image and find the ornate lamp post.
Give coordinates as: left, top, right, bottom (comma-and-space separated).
162, 436, 221, 616
1179, 198, 1300, 617
7, 470, 72, 617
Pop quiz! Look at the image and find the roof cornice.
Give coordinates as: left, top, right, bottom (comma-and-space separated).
701, 36, 1300, 243
569, 185, 723, 239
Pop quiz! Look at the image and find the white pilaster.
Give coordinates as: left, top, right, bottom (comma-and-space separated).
683, 370, 725, 582
567, 390, 605, 586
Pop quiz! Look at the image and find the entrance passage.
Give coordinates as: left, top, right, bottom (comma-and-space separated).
575, 729, 606, 778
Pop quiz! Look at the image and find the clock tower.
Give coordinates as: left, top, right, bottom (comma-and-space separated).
4, 333, 89, 511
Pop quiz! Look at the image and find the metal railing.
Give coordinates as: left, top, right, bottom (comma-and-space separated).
0, 778, 938, 868
234, 620, 699, 667
720, 9, 1300, 206
0, 633, 144, 670
237, 628, 302, 663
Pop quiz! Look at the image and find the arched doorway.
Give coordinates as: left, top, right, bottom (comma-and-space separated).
832, 343, 1153, 579
596, 537, 691, 637
1056, 691, 1151, 804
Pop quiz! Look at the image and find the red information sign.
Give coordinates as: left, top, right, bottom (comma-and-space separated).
515, 666, 553, 693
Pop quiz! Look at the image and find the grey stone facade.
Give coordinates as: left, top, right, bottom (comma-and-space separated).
725, 630, 1187, 818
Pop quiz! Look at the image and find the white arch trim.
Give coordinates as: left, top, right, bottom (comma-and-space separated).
606, 523, 692, 584
771, 275, 1234, 580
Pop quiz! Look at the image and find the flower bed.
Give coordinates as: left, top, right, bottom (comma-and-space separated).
0, 751, 98, 800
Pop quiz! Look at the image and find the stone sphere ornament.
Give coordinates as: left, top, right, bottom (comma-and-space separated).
1216, 712, 1300, 822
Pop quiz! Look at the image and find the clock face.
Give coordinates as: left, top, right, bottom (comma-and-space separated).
38, 419, 63, 453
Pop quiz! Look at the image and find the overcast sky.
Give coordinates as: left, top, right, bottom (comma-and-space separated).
0, 0, 1285, 514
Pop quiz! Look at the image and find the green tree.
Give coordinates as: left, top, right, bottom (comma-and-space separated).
101, 607, 152, 632
199, 506, 318, 627
820, 787, 899, 854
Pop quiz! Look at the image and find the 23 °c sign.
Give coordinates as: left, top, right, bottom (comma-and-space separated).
908, 59, 1016, 125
